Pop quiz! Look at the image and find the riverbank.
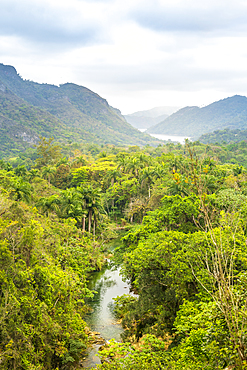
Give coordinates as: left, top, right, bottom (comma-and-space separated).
82, 237, 131, 369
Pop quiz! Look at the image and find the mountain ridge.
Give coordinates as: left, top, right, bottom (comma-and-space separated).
0, 63, 159, 157
147, 95, 247, 138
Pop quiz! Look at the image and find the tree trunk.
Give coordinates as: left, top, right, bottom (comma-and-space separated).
88, 210, 92, 233
93, 218, 96, 240
82, 215, 86, 233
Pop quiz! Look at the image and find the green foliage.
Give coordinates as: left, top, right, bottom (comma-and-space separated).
35, 137, 62, 168
172, 300, 232, 369
200, 128, 247, 145
96, 335, 169, 370
0, 166, 105, 369
0, 211, 89, 369
1, 134, 247, 369
122, 194, 200, 248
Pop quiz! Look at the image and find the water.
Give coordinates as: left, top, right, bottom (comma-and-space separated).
149, 133, 191, 144
139, 128, 190, 143
82, 262, 132, 368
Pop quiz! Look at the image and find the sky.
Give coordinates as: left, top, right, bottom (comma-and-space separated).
1, 0, 247, 114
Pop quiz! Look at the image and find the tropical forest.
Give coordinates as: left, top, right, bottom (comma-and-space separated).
0, 134, 247, 370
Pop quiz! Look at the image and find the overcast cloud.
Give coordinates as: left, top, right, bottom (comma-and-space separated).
0, 0, 247, 113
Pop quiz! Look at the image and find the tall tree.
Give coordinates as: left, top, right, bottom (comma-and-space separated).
35, 137, 62, 168
9, 179, 32, 202
41, 165, 56, 184
59, 188, 82, 221
78, 186, 103, 235
36, 195, 60, 216
140, 167, 156, 198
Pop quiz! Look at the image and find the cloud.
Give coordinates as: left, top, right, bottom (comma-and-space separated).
73, 59, 245, 92
0, 0, 106, 48
129, 0, 247, 35
1, 0, 247, 113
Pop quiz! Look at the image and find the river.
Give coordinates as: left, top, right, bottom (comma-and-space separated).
149, 133, 191, 144
138, 129, 191, 143
82, 261, 132, 368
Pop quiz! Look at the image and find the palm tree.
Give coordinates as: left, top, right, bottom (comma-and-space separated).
72, 155, 87, 169
14, 165, 28, 179
117, 155, 129, 173
78, 185, 103, 236
42, 166, 56, 184
36, 195, 60, 216
9, 179, 32, 202
105, 168, 121, 208
140, 167, 156, 198
126, 156, 147, 179
72, 186, 88, 232
154, 164, 166, 180
137, 153, 150, 167
106, 168, 121, 187
59, 188, 82, 221
28, 169, 39, 181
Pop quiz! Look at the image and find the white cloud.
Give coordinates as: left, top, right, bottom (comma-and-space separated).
130, 0, 247, 35
0, 0, 107, 47
1, 0, 247, 113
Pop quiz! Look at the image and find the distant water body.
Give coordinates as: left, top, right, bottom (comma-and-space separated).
150, 133, 191, 144
139, 129, 190, 144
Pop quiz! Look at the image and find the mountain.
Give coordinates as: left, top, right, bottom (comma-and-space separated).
0, 63, 159, 157
124, 113, 169, 130
147, 96, 247, 138
124, 106, 180, 130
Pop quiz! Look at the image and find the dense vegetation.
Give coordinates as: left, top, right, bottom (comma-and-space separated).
1, 137, 247, 369
147, 95, 247, 138
199, 128, 247, 144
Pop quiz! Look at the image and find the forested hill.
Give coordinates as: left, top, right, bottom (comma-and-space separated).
199, 128, 247, 144
147, 95, 247, 138
0, 63, 158, 157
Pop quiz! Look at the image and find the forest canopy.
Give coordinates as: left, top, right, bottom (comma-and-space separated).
1, 138, 247, 369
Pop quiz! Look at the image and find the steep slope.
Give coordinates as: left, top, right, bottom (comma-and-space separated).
0, 82, 77, 157
147, 96, 247, 138
0, 63, 159, 154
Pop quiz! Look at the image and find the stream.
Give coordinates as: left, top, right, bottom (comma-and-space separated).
82, 261, 132, 368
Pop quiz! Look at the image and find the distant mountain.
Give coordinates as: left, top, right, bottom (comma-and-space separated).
147, 96, 247, 138
124, 106, 180, 130
124, 114, 169, 130
0, 63, 159, 157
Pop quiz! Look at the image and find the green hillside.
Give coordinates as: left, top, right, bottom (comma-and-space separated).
199, 128, 247, 144
0, 85, 73, 157
0, 63, 159, 157
147, 95, 247, 138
